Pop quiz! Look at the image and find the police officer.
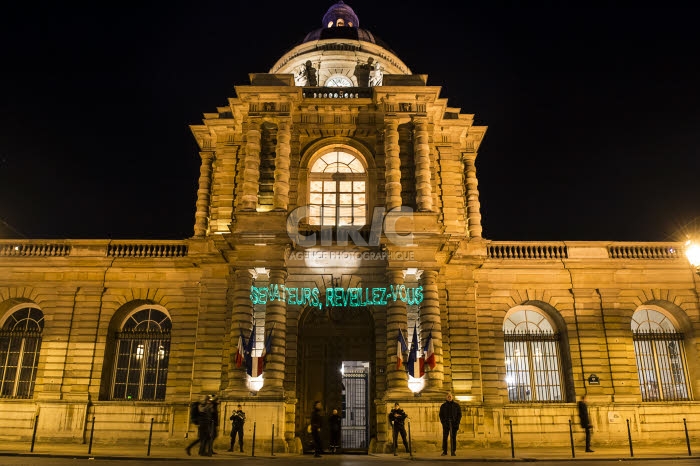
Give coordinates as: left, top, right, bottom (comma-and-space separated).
389, 402, 409, 455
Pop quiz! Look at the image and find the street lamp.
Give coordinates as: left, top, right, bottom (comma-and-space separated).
685, 239, 700, 274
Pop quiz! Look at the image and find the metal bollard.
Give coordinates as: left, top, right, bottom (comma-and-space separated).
684, 418, 692, 456
88, 416, 95, 455
509, 419, 515, 458
626, 418, 634, 457
30, 414, 39, 452
407, 419, 413, 458
147, 417, 154, 456
271, 423, 275, 456
568, 419, 575, 458
252, 421, 256, 457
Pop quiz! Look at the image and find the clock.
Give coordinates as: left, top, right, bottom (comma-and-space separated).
325, 75, 353, 87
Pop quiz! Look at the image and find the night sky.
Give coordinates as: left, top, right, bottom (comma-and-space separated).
1, 2, 698, 242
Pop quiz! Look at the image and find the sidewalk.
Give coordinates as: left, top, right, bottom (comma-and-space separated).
0, 440, 698, 461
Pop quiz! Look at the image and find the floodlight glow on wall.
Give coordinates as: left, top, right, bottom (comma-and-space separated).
407, 375, 425, 395
247, 375, 264, 394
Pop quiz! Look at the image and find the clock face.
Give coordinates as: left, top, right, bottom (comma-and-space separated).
325, 75, 353, 87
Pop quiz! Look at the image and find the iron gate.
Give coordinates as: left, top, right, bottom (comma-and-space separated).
341, 369, 368, 449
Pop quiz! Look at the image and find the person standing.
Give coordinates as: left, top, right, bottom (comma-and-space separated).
311, 400, 324, 457
328, 408, 342, 454
228, 404, 246, 452
389, 402, 409, 455
439, 392, 462, 456
578, 395, 594, 452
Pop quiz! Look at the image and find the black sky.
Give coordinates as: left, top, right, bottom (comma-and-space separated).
0, 2, 698, 242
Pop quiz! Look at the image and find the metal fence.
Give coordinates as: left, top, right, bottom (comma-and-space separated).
633, 330, 691, 401
504, 331, 564, 403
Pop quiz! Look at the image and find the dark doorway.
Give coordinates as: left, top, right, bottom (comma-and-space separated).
297, 306, 375, 453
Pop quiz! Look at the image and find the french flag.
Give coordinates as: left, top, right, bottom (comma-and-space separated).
423, 331, 436, 370
235, 330, 246, 368
397, 329, 408, 370
406, 322, 425, 378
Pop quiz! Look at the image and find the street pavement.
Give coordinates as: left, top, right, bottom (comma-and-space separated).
0, 440, 698, 462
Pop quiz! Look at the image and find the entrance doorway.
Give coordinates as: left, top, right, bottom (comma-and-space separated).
341, 361, 370, 449
297, 306, 375, 453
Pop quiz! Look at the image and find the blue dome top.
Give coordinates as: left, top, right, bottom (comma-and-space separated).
322, 1, 359, 28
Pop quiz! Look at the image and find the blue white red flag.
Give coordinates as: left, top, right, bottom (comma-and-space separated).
423, 331, 436, 370
235, 330, 246, 368
406, 322, 425, 378
397, 329, 408, 370
245, 323, 256, 376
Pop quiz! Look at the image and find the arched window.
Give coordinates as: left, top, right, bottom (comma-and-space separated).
309, 150, 367, 227
0, 307, 44, 398
503, 308, 564, 402
110, 308, 171, 401
632, 308, 691, 401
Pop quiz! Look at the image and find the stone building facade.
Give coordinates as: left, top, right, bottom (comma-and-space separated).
0, 1, 698, 453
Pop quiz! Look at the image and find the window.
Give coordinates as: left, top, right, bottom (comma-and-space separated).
0, 307, 44, 398
632, 308, 691, 401
503, 308, 564, 402
110, 308, 171, 401
308, 151, 367, 227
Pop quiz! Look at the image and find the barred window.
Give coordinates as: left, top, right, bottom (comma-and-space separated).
0, 307, 44, 398
308, 150, 367, 227
632, 308, 691, 401
504, 308, 564, 403
110, 308, 171, 401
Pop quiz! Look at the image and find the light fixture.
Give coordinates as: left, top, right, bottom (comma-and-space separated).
685, 239, 700, 274
247, 374, 264, 394
407, 375, 425, 395
135, 344, 144, 360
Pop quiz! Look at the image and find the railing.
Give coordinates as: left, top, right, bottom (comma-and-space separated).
107, 242, 188, 258
487, 243, 568, 259
608, 244, 680, 259
0, 240, 189, 258
0, 243, 71, 257
302, 87, 372, 99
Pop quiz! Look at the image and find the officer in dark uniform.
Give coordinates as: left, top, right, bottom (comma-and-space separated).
389, 402, 409, 455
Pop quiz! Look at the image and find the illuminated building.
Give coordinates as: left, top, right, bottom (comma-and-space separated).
0, 1, 698, 452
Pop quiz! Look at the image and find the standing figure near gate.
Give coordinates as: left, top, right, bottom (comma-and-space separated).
311, 400, 324, 457
389, 402, 409, 455
328, 408, 342, 454
439, 392, 462, 457
228, 404, 246, 453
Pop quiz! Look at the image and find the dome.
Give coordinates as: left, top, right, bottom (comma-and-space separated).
322, 1, 359, 29
270, 1, 412, 83
301, 1, 392, 51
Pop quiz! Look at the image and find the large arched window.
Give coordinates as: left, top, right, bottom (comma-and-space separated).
0, 307, 44, 398
308, 150, 367, 227
632, 308, 691, 401
110, 308, 171, 401
503, 308, 564, 403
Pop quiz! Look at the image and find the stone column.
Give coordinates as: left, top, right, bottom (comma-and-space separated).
385, 270, 410, 396
383, 118, 402, 210
273, 120, 292, 211
412, 116, 433, 211
240, 118, 261, 210
193, 151, 214, 237
228, 269, 254, 394
261, 268, 287, 394
420, 270, 443, 391
463, 154, 482, 238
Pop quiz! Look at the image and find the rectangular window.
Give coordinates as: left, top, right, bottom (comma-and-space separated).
111, 332, 170, 401
633, 331, 691, 401
504, 332, 563, 403
0, 331, 41, 399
